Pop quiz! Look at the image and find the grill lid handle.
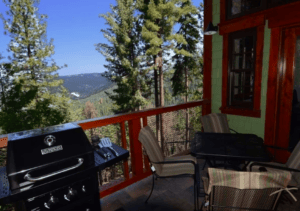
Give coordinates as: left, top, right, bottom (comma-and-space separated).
24, 158, 84, 182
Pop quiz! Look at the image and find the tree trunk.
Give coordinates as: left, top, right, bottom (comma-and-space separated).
185, 67, 189, 150
154, 62, 160, 143
159, 52, 164, 154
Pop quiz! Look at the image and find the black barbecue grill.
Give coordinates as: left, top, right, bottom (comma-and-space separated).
0, 122, 129, 211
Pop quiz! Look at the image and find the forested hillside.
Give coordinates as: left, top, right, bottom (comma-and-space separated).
51, 73, 114, 99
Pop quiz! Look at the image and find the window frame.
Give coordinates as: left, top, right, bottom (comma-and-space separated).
226, 0, 267, 20
220, 25, 264, 118
226, 0, 299, 20
227, 28, 257, 109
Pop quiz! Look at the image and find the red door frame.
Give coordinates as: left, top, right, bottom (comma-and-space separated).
265, 26, 300, 163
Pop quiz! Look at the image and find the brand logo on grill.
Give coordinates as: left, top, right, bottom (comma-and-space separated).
44, 135, 56, 147
41, 145, 63, 155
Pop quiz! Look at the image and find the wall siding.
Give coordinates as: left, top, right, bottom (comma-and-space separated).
211, 0, 271, 138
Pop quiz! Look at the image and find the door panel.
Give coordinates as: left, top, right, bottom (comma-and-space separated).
273, 27, 300, 163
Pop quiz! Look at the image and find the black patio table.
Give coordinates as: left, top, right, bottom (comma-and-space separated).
191, 132, 272, 209
191, 132, 272, 171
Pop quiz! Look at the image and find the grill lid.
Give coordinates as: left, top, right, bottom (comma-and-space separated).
6, 123, 94, 177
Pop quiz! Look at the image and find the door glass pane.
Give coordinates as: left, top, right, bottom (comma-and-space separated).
289, 36, 300, 152
294, 36, 300, 88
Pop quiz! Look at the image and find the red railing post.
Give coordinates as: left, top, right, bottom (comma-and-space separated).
120, 121, 130, 180
128, 118, 144, 176
0, 137, 8, 149
142, 117, 151, 172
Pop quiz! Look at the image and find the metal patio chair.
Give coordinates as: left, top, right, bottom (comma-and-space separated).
200, 113, 239, 134
248, 140, 300, 188
201, 167, 296, 211
200, 113, 245, 169
138, 126, 200, 211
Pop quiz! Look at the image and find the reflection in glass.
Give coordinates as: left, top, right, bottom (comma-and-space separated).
233, 55, 243, 70
233, 38, 243, 53
231, 0, 261, 16
231, 0, 242, 15
294, 36, 300, 87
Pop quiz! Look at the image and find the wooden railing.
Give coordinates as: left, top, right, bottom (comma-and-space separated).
0, 100, 205, 199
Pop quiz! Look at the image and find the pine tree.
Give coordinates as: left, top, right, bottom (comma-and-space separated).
96, 0, 151, 113
170, 0, 202, 148
83, 101, 98, 137
0, 0, 72, 133
138, 0, 193, 153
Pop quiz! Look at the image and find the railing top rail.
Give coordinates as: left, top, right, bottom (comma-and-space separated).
0, 99, 206, 148
76, 100, 205, 130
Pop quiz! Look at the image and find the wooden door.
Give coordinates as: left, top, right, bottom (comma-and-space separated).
273, 27, 300, 163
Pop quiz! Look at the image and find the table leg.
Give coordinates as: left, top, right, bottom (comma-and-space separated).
242, 161, 251, 171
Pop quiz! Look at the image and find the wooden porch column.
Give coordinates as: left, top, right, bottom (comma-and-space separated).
203, 0, 212, 116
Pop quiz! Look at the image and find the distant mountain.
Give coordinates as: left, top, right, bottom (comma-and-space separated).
57, 73, 114, 99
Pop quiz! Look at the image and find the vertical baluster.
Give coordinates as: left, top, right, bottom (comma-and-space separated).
120, 121, 130, 181
142, 117, 151, 172
128, 118, 143, 176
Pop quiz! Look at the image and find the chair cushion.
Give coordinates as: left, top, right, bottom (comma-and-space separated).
286, 141, 300, 170
156, 155, 197, 177
201, 113, 231, 133
247, 162, 299, 187
138, 126, 164, 173
206, 168, 291, 195
202, 175, 209, 194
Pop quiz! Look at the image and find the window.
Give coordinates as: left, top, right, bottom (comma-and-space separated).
228, 28, 256, 108
226, 0, 300, 20
268, 0, 299, 8
227, 0, 265, 19
220, 26, 263, 118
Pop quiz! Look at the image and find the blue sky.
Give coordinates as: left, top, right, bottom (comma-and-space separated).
0, 0, 203, 76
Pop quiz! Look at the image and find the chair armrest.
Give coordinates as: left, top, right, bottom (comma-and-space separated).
165, 141, 191, 144
152, 160, 196, 166
229, 128, 239, 134
151, 160, 198, 175
249, 162, 300, 172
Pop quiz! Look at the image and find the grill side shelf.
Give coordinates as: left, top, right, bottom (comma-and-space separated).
0, 167, 10, 201
94, 143, 129, 170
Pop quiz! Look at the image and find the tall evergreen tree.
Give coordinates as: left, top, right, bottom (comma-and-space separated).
96, 0, 151, 113
138, 0, 194, 152
0, 0, 72, 133
171, 0, 202, 148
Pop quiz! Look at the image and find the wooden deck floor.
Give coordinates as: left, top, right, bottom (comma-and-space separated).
99, 159, 300, 211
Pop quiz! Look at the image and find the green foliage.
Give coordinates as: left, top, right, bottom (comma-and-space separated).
171, 0, 203, 99
96, 0, 151, 113
139, 0, 194, 57
0, 0, 72, 133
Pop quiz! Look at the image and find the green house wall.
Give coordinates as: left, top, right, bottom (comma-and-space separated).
210, 0, 271, 138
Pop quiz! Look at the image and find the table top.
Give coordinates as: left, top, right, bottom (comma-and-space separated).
191, 132, 271, 162
0, 143, 129, 205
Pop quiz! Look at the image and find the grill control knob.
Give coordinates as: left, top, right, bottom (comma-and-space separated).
44, 196, 59, 209
64, 188, 78, 201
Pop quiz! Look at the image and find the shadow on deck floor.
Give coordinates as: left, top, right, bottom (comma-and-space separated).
100, 159, 300, 211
